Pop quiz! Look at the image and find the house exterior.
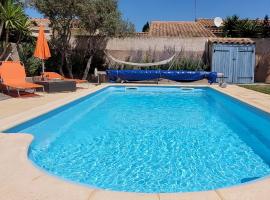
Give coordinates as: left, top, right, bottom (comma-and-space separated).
30, 18, 270, 83
107, 21, 217, 60
30, 18, 51, 38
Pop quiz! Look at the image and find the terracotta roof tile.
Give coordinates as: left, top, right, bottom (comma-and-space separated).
30, 18, 50, 25
208, 37, 255, 44
149, 21, 216, 38
196, 19, 223, 35
197, 18, 217, 27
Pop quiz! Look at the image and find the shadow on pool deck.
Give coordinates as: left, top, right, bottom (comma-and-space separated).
0, 92, 10, 101
0, 91, 41, 98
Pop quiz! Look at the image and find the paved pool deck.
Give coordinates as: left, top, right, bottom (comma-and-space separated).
0, 83, 270, 200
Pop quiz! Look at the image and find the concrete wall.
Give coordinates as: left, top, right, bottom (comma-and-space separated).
107, 37, 208, 52
253, 38, 270, 83
106, 37, 208, 61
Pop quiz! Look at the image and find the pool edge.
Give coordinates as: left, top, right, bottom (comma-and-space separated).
1, 83, 270, 200
1, 132, 270, 200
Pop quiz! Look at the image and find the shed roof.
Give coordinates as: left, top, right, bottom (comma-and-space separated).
208, 38, 255, 45
149, 21, 216, 38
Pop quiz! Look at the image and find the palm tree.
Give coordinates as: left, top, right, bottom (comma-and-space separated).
0, 0, 28, 43
237, 19, 260, 38
0, 0, 30, 59
223, 15, 240, 37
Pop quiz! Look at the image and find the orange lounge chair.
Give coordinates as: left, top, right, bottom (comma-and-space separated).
0, 61, 44, 96
42, 72, 87, 84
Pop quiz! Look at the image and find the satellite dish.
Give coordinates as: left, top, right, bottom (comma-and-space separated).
214, 17, 223, 27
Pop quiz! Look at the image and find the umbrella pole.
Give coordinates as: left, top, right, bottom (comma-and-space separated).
42, 60, 45, 73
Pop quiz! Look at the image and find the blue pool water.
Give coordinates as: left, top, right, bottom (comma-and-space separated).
6, 86, 270, 193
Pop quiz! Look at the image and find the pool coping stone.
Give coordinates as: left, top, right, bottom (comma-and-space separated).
0, 83, 270, 200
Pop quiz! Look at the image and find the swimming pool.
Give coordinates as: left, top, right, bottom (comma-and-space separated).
5, 86, 270, 193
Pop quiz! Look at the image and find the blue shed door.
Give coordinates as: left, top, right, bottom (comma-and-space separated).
212, 45, 234, 83
212, 44, 255, 84
234, 46, 255, 84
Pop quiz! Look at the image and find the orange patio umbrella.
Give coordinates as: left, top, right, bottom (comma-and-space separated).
34, 25, 51, 73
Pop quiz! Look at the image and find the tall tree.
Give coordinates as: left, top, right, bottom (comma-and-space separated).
262, 15, 270, 38
142, 22, 149, 32
0, 0, 6, 38
237, 18, 260, 38
223, 15, 240, 37
34, 0, 134, 79
0, 0, 30, 60
34, 0, 77, 77
76, 0, 134, 80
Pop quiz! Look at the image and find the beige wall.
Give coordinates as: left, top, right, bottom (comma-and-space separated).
253, 38, 270, 83
106, 36, 208, 52
106, 36, 208, 65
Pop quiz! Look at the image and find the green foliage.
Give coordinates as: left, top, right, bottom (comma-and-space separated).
33, 0, 134, 79
171, 56, 209, 71
223, 14, 270, 38
76, 0, 135, 79
18, 39, 42, 76
0, 0, 25, 30
142, 22, 150, 32
0, 0, 30, 60
117, 20, 135, 36
0, 0, 30, 41
76, 0, 134, 37
239, 85, 270, 95
222, 15, 240, 37
237, 19, 261, 37
34, 0, 81, 77
262, 15, 270, 37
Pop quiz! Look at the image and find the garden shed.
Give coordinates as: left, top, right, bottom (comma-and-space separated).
209, 38, 256, 84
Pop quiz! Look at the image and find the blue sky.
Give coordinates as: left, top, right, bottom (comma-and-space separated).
26, 0, 270, 31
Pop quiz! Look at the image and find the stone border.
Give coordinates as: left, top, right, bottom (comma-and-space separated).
1, 84, 270, 200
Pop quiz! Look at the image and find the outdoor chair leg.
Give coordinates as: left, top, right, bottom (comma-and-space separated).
17, 89, 20, 97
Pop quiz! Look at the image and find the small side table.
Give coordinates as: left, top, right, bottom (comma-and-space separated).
35, 80, 76, 93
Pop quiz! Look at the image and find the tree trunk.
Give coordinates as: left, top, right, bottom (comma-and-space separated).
65, 56, 73, 78
5, 28, 9, 45
0, 43, 10, 60
59, 53, 65, 75
0, 27, 9, 60
82, 55, 93, 80
0, 21, 4, 39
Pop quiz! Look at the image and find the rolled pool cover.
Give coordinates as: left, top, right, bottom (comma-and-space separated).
106, 70, 218, 84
